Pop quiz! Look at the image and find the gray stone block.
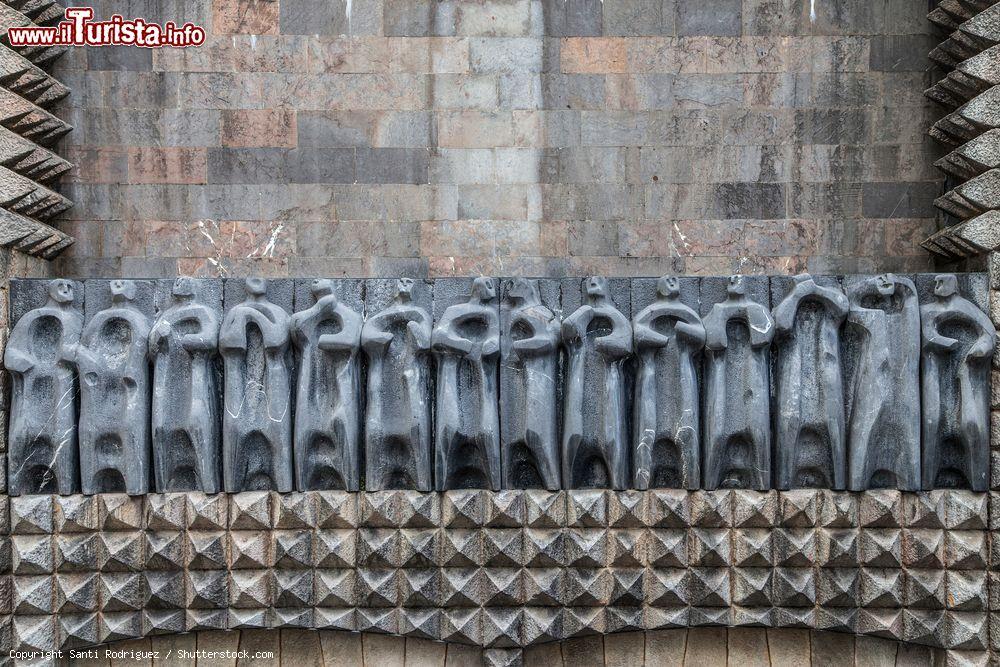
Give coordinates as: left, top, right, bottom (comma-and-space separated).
675, 0, 741, 35
543, 0, 603, 36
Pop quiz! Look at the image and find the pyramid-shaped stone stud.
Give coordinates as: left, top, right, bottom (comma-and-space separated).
398, 491, 440, 528
944, 491, 988, 530
228, 570, 270, 608
358, 528, 402, 568
357, 607, 398, 634
816, 567, 859, 607
857, 608, 903, 640
442, 490, 489, 527
101, 531, 144, 572
813, 607, 851, 633
733, 606, 771, 627
567, 490, 608, 527
818, 491, 857, 528
186, 608, 227, 631
859, 529, 902, 567
439, 529, 483, 567
360, 491, 399, 528
523, 528, 565, 567
274, 530, 313, 569
688, 607, 730, 626
525, 490, 565, 528
773, 528, 816, 567
564, 529, 610, 568
229, 531, 272, 569
945, 531, 988, 569
399, 607, 441, 639
482, 607, 521, 647
732, 567, 772, 606
398, 528, 437, 568
610, 568, 645, 606
14, 615, 56, 653
185, 493, 228, 531
187, 531, 226, 570
60, 612, 99, 649
523, 567, 563, 606
644, 567, 689, 607
563, 567, 611, 606
732, 490, 777, 528
100, 572, 146, 611
146, 494, 187, 531
608, 490, 646, 527
274, 569, 313, 607
145, 609, 185, 635
357, 568, 399, 607
399, 568, 440, 606
187, 570, 228, 609
12, 534, 53, 574
563, 607, 606, 638
54, 496, 97, 533
484, 647, 524, 667
442, 607, 483, 645
483, 528, 524, 567
647, 489, 690, 528
440, 567, 484, 607
904, 569, 945, 609
733, 528, 773, 567
779, 490, 819, 528
946, 570, 987, 611
314, 491, 359, 528
229, 492, 271, 530
609, 528, 645, 567
859, 567, 903, 607
13, 574, 53, 614
902, 529, 944, 568
100, 611, 143, 644
689, 567, 729, 607
273, 493, 315, 529
941, 610, 988, 650
905, 491, 945, 529
521, 606, 563, 644
610, 604, 644, 633
228, 608, 268, 629
314, 529, 356, 568
314, 569, 356, 607
314, 607, 355, 632
99, 495, 143, 531
145, 571, 185, 609
859, 490, 902, 528
11, 495, 53, 534
481, 567, 524, 606
646, 529, 687, 568
489, 490, 526, 527
690, 490, 732, 528
689, 528, 729, 567
273, 607, 313, 628
644, 606, 688, 631
817, 528, 858, 567
903, 608, 943, 645
145, 531, 187, 572
773, 567, 815, 607
56, 533, 102, 571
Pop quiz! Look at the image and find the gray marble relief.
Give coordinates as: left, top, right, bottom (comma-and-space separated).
6, 279, 82, 495
500, 278, 561, 490
149, 277, 221, 493
561, 277, 633, 490
433, 277, 501, 490
845, 274, 921, 491
362, 278, 432, 491
220, 278, 293, 492
74, 280, 152, 495
920, 274, 995, 491
772, 275, 849, 490
291, 280, 362, 492
702, 275, 774, 490
632, 276, 704, 490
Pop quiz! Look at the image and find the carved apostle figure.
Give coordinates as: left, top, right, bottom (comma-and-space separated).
362, 278, 431, 490
6, 279, 82, 495
433, 277, 501, 490
772, 274, 849, 490
920, 274, 995, 490
846, 273, 920, 490
290, 279, 362, 491
703, 275, 774, 490
632, 276, 705, 490
562, 276, 633, 489
220, 278, 292, 492
500, 278, 560, 489
149, 277, 221, 492
75, 280, 152, 494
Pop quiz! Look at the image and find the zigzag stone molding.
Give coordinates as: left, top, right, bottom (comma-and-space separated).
0, 489, 991, 658
924, 1, 1000, 258
0, 0, 73, 260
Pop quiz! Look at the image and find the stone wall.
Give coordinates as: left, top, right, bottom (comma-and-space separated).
51, 0, 941, 279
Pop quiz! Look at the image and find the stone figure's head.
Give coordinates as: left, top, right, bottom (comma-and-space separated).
508, 278, 538, 303
311, 279, 334, 300
934, 274, 958, 298
245, 278, 267, 297
172, 277, 195, 299
48, 279, 74, 305
657, 276, 680, 299
875, 273, 896, 296
396, 277, 414, 301
471, 276, 496, 302
110, 280, 136, 303
586, 276, 609, 299
727, 275, 746, 297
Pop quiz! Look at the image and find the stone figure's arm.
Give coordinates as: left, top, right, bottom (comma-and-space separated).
511, 318, 557, 355
633, 313, 670, 349
318, 308, 362, 352
148, 318, 171, 356
361, 314, 393, 352
772, 291, 800, 334
746, 304, 775, 347
675, 319, 706, 347
407, 315, 432, 351
432, 313, 474, 355
596, 312, 633, 357
967, 308, 997, 359
218, 310, 246, 352
3, 344, 33, 373
921, 313, 960, 353
260, 314, 291, 350
182, 310, 221, 352
69, 341, 96, 368
561, 305, 592, 342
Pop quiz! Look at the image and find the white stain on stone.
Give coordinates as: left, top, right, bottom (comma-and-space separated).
810, 0, 817, 22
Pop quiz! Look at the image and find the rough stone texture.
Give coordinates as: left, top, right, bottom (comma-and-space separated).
50, 0, 940, 278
